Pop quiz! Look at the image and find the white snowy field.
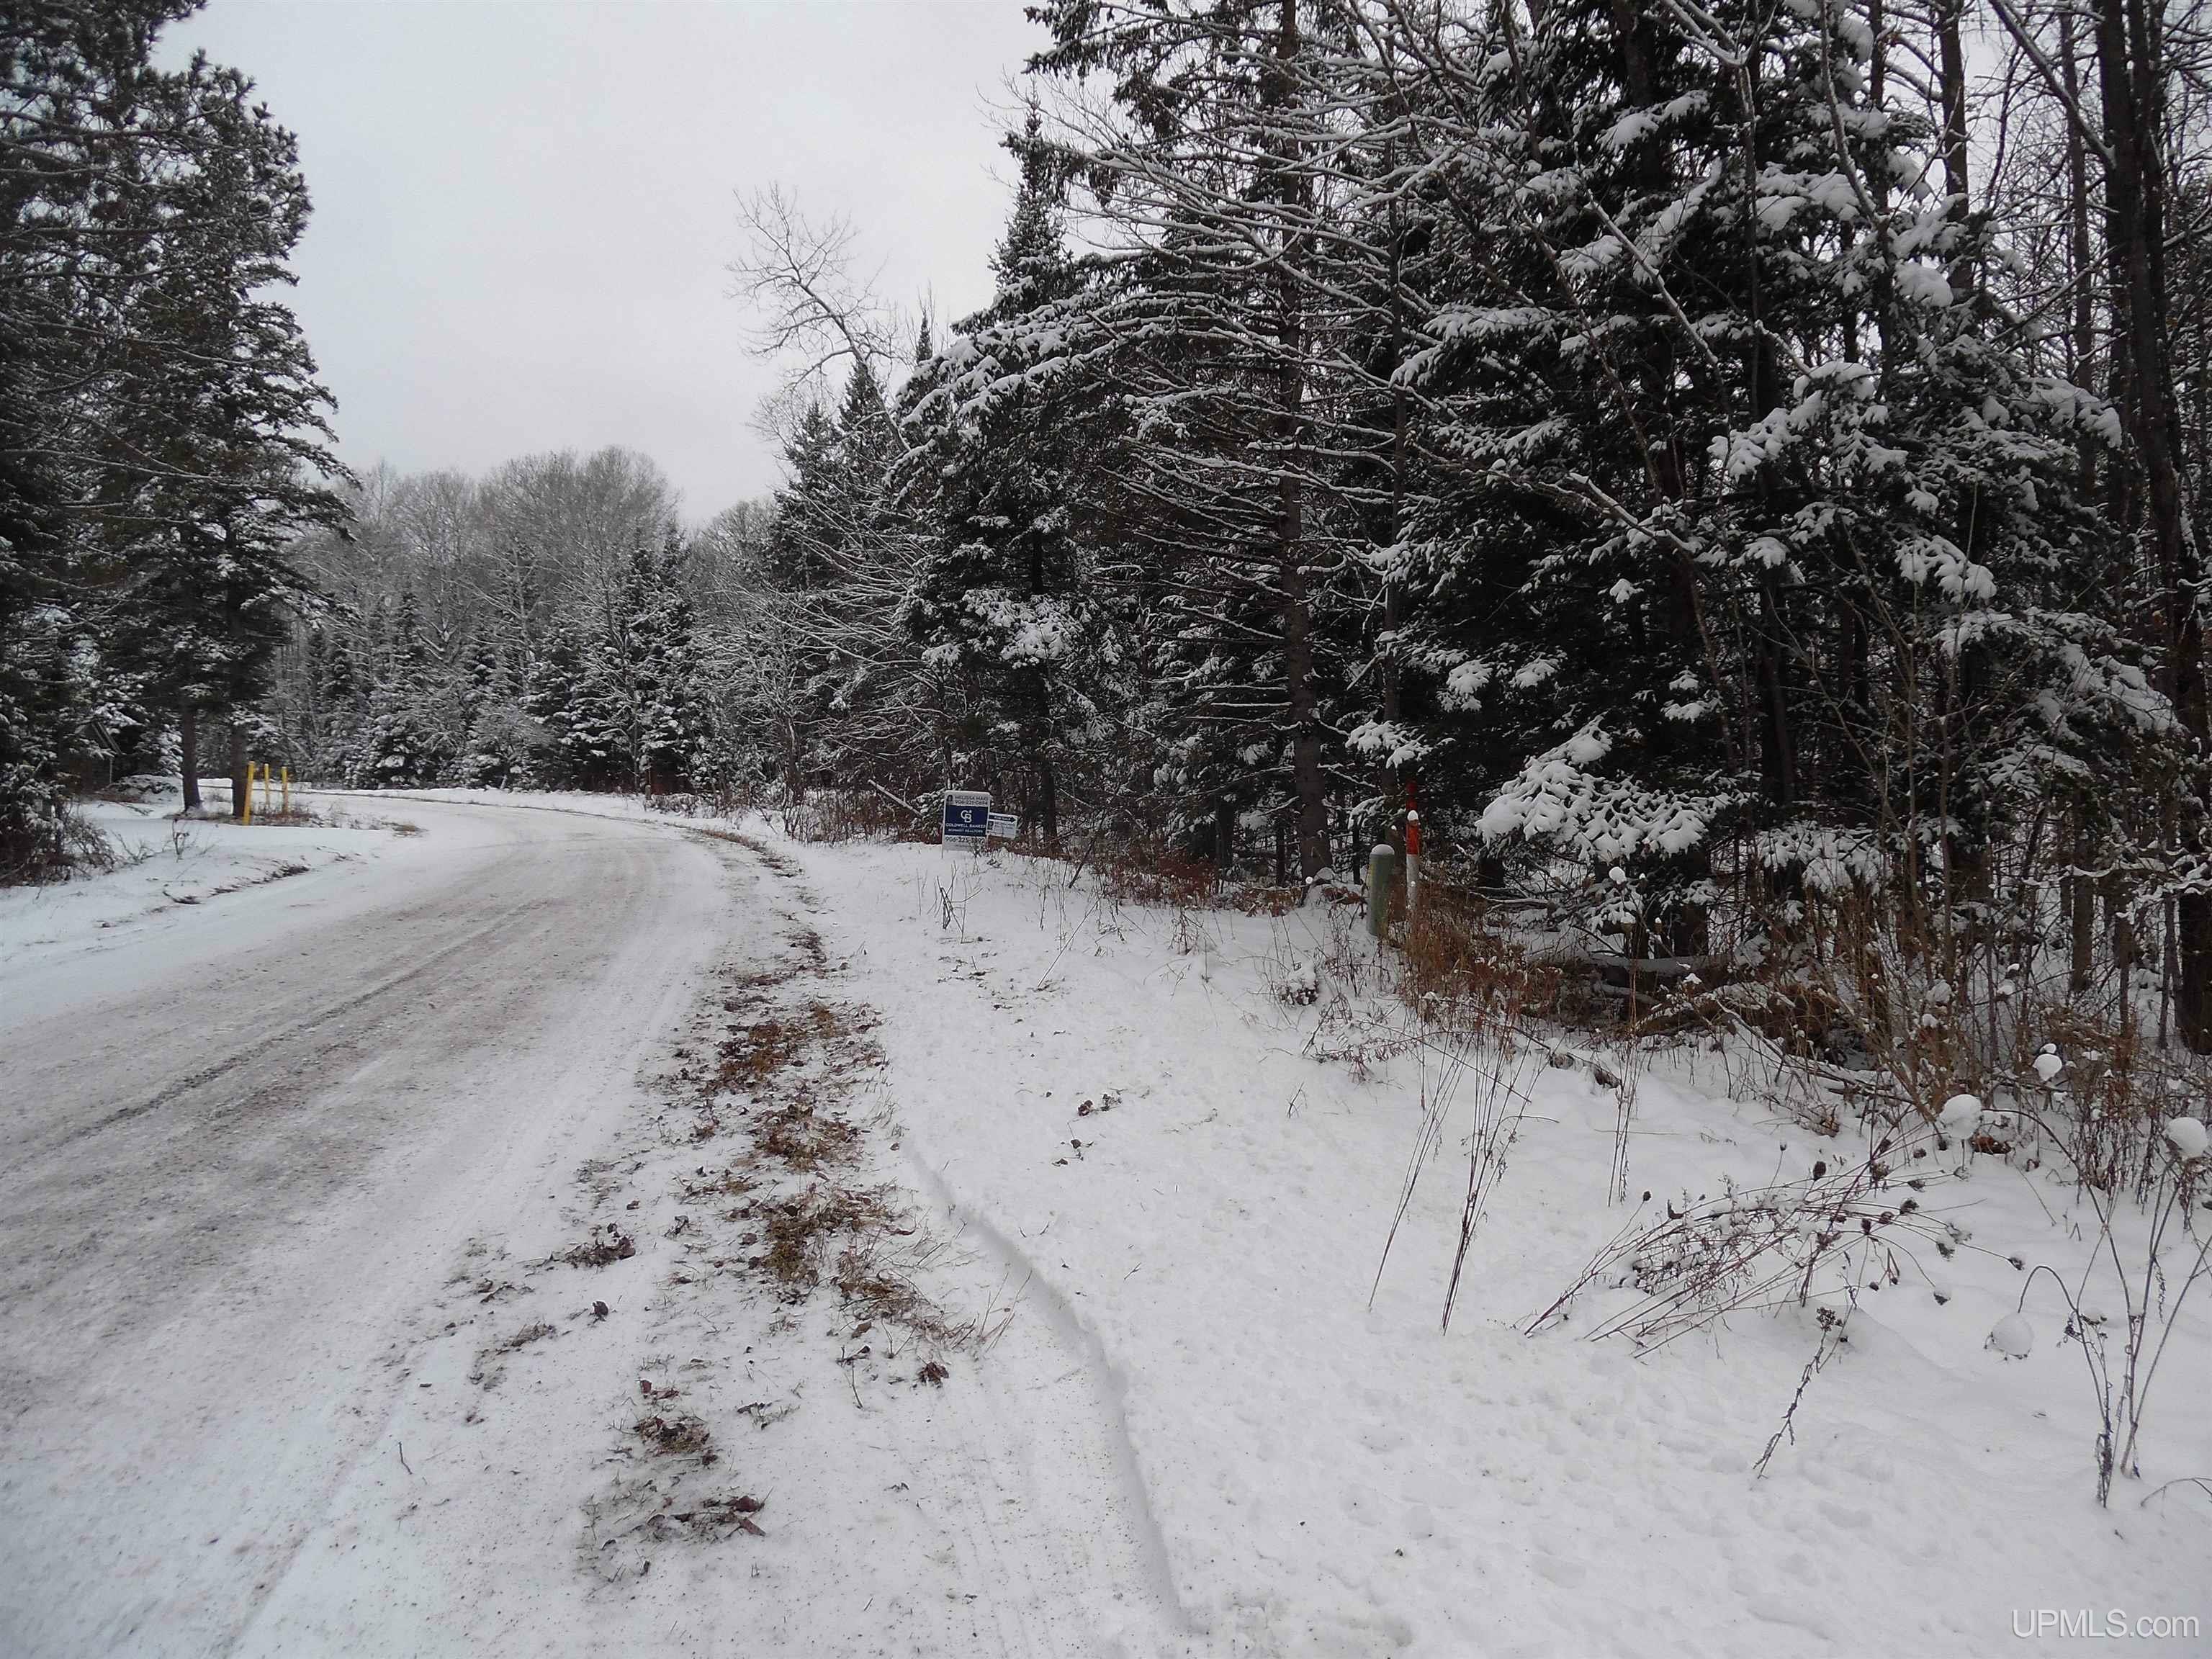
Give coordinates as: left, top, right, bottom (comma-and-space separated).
3, 786, 2206, 1657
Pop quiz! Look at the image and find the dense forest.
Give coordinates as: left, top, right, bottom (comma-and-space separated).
3, 1, 344, 859
264, 450, 763, 799
8, 0, 2212, 1035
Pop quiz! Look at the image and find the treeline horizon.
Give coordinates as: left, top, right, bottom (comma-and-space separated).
13, 0, 2212, 1051
256, 447, 775, 798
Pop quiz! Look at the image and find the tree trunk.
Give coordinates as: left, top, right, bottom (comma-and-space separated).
229, 721, 249, 822
2061, 8, 2097, 495
1030, 663, 1057, 843
2071, 807, 2097, 994
1738, 47, 1797, 818
179, 702, 200, 811
1869, 0, 1884, 109
2094, 0, 2212, 1043
1283, 471, 1327, 879
1936, 0, 1974, 295
1756, 577, 1798, 809
1270, 0, 1328, 880
1379, 158, 1409, 819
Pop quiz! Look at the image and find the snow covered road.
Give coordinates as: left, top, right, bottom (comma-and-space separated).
0, 798, 730, 1656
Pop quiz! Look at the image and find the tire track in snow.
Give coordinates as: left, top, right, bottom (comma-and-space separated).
716, 840, 1197, 1657
901, 1146, 1195, 1646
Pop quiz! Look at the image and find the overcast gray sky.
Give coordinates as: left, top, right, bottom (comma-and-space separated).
166, 1, 1040, 521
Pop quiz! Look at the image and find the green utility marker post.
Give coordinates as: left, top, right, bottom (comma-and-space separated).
1367, 843, 1398, 940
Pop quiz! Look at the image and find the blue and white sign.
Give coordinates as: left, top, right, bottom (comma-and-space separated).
943, 789, 991, 841
988, 812, 1019, 840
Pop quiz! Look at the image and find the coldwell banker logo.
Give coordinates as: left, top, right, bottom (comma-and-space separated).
2013, 1609, 2202, 1640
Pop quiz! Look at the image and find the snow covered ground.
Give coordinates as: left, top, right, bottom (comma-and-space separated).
5, 786, 2206, 1656
0, 780, 413, 978
765, 831, 2212, 1658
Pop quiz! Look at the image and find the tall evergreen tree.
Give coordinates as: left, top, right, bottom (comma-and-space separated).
2, 0, 342, 863
1022, 0, 1385, 875
903, 114, 1107, 838
356, 593, 449, 786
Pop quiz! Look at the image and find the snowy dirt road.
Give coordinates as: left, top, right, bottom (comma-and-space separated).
0, 799, 734, 1655
0, 796, 1182, 1659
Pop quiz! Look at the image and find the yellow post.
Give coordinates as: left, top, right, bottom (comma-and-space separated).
242, 763, 254, 826
282, 768, 291, 814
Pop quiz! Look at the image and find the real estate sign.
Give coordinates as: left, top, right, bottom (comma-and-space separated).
943, 790, 991, 841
